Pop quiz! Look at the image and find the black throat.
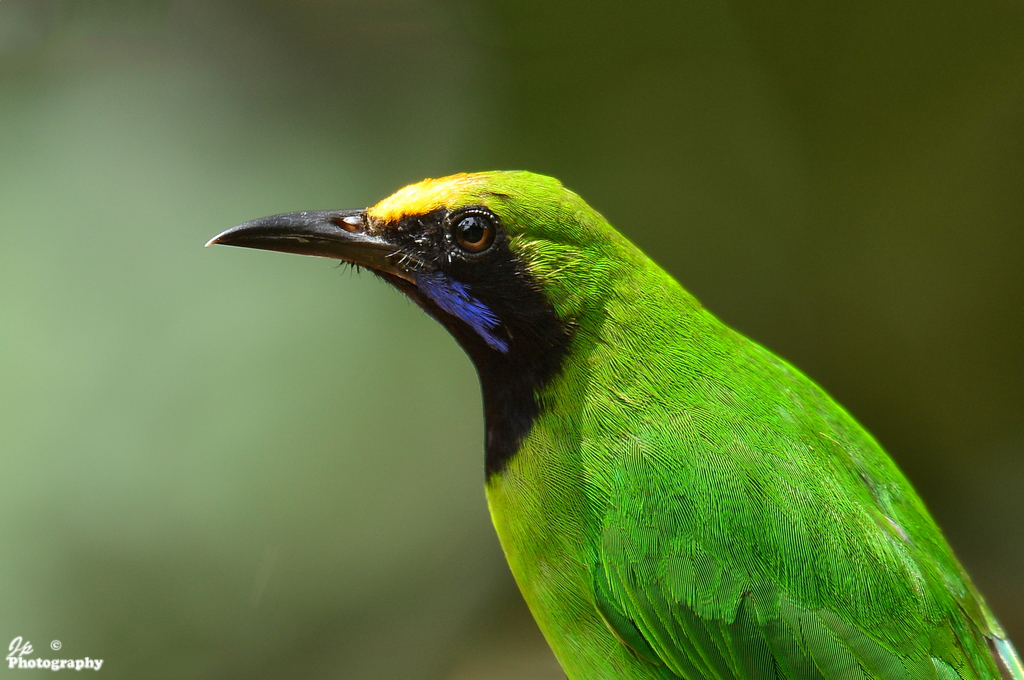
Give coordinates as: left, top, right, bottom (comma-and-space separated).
378, 244, 574, 479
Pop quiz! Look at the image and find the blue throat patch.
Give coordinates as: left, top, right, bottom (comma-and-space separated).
415, 271, 509, 353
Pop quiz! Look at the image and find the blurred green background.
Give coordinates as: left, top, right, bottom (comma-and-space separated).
1, 0, 1022, 678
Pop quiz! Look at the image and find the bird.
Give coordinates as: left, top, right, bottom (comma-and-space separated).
208, 171, 1022, 680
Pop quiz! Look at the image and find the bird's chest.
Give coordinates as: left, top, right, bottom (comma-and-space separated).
484, 430, 661, 680
485, 443, 592, 616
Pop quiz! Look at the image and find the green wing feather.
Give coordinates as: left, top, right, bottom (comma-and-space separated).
586, 327, 1018, 680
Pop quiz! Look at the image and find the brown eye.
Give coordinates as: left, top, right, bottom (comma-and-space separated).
453, 211, 496, 253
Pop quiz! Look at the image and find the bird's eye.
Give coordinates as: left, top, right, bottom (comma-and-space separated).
453, 211, 496, 253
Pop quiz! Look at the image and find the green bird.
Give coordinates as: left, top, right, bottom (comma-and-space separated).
208, 171, 1021, 680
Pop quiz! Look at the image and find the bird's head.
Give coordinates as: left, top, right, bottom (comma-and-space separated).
209, 171, 639, 368
210, 171, 653, 474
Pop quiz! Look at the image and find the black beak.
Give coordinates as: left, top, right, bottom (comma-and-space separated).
206, 210, 413, 283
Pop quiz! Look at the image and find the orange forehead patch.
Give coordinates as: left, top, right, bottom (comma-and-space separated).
367, 173, 486, 223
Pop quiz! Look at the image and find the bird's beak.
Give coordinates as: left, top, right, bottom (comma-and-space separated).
206, 210, 413, 283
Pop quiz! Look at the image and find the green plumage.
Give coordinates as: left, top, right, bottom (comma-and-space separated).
211, 171, 1021, 680
472, 173, 1020, 680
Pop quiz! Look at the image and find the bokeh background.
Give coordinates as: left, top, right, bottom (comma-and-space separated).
1, 0, 1022, 678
